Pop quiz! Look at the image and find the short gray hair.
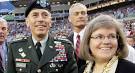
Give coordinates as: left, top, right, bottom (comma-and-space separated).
0, 18, 7, 25
69, 3, 87, 15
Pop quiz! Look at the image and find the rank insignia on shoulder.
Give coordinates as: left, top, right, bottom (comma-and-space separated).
12, 36, 28, 42
12, 37, 23, 42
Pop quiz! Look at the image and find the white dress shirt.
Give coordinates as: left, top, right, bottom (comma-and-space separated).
125, 44, 135, 63
73, 28, 85, 49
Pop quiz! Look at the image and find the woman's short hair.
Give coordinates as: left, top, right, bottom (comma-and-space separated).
80, 14, 128, 60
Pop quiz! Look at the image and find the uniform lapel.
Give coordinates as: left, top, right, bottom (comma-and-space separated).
68, 33, 74, 44
38, 36, 58, 68
27, 36, 39, 65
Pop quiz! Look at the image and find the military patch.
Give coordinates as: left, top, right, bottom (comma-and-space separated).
16, 58, 30, 62
19, 52, 26, 58
16, 62, 26, 68
18, 48, 23, 52
28, 46, 32, 49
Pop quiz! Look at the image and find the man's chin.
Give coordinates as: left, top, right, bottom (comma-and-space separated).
77, 25, 85, 29
37, 33, 47, 38
0, 41, 4, 45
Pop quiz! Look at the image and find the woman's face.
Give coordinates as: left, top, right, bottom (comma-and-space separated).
89, 27, 118, 62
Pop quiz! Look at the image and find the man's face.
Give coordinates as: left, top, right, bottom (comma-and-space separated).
0, 22, 8, 44
69, 5, 88, 29
26, 9, 52, 39
126, 37, 135, 46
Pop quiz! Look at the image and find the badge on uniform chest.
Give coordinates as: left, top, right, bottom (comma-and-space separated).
50, 41, 67, 62
16, 62, 26, 68
15, 58, 31, 68
18, 48, 26, 58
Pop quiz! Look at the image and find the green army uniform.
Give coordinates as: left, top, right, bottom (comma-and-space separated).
7, 36, 78, 73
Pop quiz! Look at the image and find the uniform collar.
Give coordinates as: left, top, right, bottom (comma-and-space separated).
32, 34, 48, 47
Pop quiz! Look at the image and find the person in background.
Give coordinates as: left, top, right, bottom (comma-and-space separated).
79, 14, 135, 73
7, 1, 78, 73
126, 35, 135, 48
125, 34, 135, 63
68, 3, 88, 70
0, 18, 8, 73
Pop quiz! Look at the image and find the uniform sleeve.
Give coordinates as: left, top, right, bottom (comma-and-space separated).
7, 43, 17, 73
64, 42, 78, 73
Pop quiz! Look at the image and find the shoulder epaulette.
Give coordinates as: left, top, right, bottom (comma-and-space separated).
55, 38, 72, 44
11, 36, 28, 43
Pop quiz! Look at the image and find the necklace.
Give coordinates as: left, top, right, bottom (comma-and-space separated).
83, 56, 118, 73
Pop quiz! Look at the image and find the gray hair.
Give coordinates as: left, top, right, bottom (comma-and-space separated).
0, 18, 7, 25
69, 3, 87, 15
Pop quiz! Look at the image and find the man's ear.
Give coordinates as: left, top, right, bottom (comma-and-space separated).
86, 15, 88, 21
68, 16, 71, 22
7, 28, 9, 36
25, 18, 30, 27
49, 20, 52, 27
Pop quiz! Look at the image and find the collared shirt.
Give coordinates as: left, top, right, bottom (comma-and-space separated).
73, 27, 85, 49
125, 44, 135, 63
32, 34, 48, 54
0, 42, 8, 70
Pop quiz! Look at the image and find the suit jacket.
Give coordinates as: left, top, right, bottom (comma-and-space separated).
0, 69, 3, 73
7, 35, 78, 73
67, 33, 86, 70
115, 59, 135, 73
79, 59, 135, 73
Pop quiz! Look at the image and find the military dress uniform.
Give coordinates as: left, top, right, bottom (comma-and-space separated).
7, 36, 78, 73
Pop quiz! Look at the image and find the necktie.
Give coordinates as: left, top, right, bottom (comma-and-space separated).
76, 34, 80, 59
36, 42, 42, 60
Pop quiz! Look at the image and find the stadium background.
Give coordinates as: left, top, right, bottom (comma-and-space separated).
0, 0, 135, 42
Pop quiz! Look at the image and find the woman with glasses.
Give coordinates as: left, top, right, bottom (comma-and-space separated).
79, 14, 135, 73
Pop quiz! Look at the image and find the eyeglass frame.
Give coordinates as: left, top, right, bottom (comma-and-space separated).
90, 34, 119, 41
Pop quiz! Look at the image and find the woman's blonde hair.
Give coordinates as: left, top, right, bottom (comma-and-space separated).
80, 14, 128, 61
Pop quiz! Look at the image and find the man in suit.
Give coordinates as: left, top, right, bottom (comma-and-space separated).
68, 3, 88, 70
7, 1, 78, 73
0, 18, 9, 73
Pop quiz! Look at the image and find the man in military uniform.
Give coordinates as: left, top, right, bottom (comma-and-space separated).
7, 1, 78, 73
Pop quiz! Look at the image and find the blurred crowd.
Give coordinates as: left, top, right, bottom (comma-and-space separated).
6, 4, 135, 42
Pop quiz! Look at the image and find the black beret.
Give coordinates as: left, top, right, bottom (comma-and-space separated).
25, 0, 51, 17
